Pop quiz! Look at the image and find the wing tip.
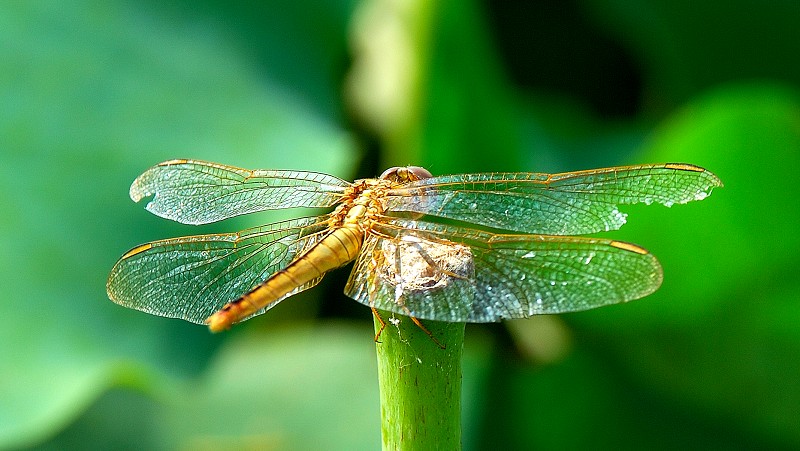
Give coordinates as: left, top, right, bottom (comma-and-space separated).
128, 159, 201, 202
664, 162, 724, 188
129, 181, 148, 202
664, 162, 704, 172
610, 240, 650, 255
120, 243, 153, 259
157, 159, 191, 166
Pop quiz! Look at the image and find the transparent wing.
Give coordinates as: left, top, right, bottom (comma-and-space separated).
344, 217, 662, 322
384, 164, 722, 234
130, 159, 351, 224
107, 216, 331, 324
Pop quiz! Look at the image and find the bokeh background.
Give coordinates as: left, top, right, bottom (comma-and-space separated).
2, 1, 799, 449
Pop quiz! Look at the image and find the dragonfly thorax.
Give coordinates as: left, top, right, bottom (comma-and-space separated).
331, 178, 395, 230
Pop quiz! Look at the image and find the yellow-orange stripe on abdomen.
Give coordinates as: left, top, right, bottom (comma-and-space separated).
205, 225, 364, 332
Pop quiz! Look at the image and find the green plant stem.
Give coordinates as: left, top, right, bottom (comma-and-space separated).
373, 311, 465, 450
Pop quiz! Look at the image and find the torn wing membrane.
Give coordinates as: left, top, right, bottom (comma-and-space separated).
130, 159, 351, 225
345, 216, 663, 323
107, 215, 331, 324
384, 164, 722, 235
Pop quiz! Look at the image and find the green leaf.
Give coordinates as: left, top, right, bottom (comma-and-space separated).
0, 1, 356, 447
573, 83, 800, 447
165, 326, 381, 450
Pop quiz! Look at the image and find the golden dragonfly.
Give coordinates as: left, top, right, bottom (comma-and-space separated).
107, 160, 721, 332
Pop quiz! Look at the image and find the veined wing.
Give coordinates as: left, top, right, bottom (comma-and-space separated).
345, 216, 662, 323
107, 216, 331, 324
131, 159, 351, 224
384, 164, 722, 234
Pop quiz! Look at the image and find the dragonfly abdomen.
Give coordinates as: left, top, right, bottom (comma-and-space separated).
205, 225, 365, 332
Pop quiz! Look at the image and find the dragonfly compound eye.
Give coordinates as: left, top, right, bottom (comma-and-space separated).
405, 166, 433, 181
379, 166, 433, 182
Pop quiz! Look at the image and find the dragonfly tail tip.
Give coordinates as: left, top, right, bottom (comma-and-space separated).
205, 313, 233, 333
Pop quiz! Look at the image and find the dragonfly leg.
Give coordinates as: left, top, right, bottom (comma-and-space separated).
373, 307, 445, 349
405, 239, 473, 283
408, 315, 446, 350
372, 307, 387, 343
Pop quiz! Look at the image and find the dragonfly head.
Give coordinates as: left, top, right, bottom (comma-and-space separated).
379, 166, 433, 183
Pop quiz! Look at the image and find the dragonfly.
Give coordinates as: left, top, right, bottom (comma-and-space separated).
107, 159, 721, 333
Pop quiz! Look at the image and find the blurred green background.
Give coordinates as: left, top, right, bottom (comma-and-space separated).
2, 0, 799, 449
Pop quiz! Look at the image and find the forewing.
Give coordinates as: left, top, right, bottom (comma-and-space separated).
130, 159, 350, 224
344, 217, 662, 322
107, 216, 330, 324
384, 164, 722, 234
